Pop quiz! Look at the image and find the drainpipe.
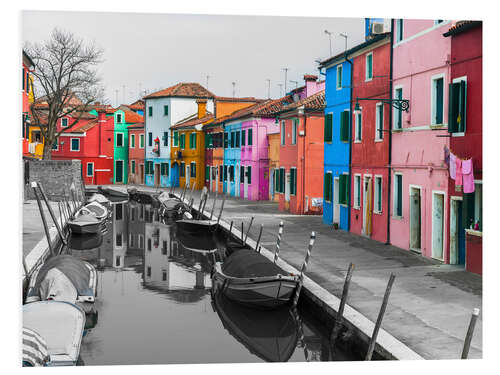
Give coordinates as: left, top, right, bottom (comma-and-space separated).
302, 110, 307, 214
345, 52, 353, 231
386, 19, 395, 245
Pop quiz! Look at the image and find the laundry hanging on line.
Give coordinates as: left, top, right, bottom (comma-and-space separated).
448, 150, 474, 194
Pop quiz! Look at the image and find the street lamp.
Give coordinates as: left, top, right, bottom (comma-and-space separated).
324, 30, 333, 56
339, 32, 348, 51
354, 97, 410, 113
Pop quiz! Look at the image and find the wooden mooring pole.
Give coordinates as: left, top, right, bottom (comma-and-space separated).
255, 224, 263, 253
210, 192, 218, 220
461, 308, 480, 359
331, 263, 355, 345
32, 182, 54, 256
188, 182, 196, 203
365, 272, 396, 361
293, 231, 316, 307
244, 216, 254, 244
273, 221, 284, 263
216, 195, 226, 225
240, 222, 244, 243
37, 183, 67, 246
201, 192, 209, 217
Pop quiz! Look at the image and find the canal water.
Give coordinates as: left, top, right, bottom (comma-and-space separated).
67, 199, 359, 365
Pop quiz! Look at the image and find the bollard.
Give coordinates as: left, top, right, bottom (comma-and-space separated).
293, 231, 316, 307
273, 221, 284, 263
331, 263, 355, 345
461, 308, 480, 359
37, 183, 67, 246
365, 273, 396, 360
255, 224, 263, 253
32, 182, 54, 256
210, 192, 218, 220
244, 216, 254, 244
216, 195, 226, 225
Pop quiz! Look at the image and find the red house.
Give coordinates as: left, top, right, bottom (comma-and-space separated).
128, 122, 145, 184
443, 21, 482, 274
22, 50, 34, 157
350, 33, 391, 243
51, 109, 114, 185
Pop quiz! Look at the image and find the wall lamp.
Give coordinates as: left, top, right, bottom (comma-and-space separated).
354, 97, 410, 113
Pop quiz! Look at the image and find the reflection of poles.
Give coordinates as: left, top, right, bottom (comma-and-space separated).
32, 182, 54, 256
244, 216, 254, 244
240, 222, 244, 243
210, 192, 218, 220
255, 224, 263, 253
188, 182, 196, 203
293, 231, 316, 307
273, 221, 284, 263
292, 306, 310, 361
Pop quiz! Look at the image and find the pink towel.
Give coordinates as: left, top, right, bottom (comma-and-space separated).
455, 157, 463, 186
462, 159, 475, 193
449, 153, 456, 180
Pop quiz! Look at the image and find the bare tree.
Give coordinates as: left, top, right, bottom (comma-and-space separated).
25, 28, 105, 159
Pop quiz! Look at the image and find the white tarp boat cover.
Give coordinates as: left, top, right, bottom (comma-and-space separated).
84, 201, 107, 218
29, 255, 94, 303
88, 193, 110, 204
23, 301, 85, 365
23, 327, 49, 366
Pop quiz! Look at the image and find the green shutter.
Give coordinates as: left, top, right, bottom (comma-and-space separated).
280, 168, 285, 193
324, 113, 333, 142
241, 130, 246, 146
161, 163, 165, 175
339, 174, 349, 205
340, 111, 349, 142
248, 129, 253, 145
206, 166, 210, 180
275, 169, 279, 192
174, 131, 179, 146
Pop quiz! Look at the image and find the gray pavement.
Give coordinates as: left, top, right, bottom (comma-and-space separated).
22, 200, 61, 257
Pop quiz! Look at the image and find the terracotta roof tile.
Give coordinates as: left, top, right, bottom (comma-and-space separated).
143, 83, 215, 99
443, 20, 482, 36
214, 96, 265, 103
123, 109, 144, 124
71, 119, 99, 133
275, 90, 325, 114
171, 113, 214, 129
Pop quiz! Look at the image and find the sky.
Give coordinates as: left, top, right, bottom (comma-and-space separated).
22, 11, 366, 106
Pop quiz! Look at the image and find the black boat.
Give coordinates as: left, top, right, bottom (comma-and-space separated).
176, 230, 218, 253
225, 237, 252, 256
176, 219, 218, 234
68, 233, 103, 250
127, 187, 159, 205
97, 186, 129, 199
67, 214, 101, 234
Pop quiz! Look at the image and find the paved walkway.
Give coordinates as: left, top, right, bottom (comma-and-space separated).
22, 200, 61, 257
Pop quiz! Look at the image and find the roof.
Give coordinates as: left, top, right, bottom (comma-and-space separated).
89, 104, 116, 114
70, 119, 99, 133
127, 123, 144, 129
319, 32, 390, 68
209, 101, 271, 126
23, 50, 35, 67
443, 20, 482, 37
254, 95, 295, 116
123, 109, 144, 124
214, 96, 265, 103
171, 113, 214, 129
274, 90, 325, 114
143, 82, 215, 100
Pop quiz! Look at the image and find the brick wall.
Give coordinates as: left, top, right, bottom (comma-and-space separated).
24, 159, 85, 201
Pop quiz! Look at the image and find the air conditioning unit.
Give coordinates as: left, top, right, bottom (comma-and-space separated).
371, 22, 385, 34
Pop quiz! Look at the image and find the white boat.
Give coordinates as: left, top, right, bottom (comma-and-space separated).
87, 193, 110, 204
22, 327, 49, 367
83, 201, 109, 219
23, 301, 85, 366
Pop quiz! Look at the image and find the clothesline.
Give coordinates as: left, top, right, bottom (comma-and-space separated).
443, 145, 475, 193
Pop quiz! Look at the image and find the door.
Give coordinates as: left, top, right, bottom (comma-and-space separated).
244, 166, 249, 200
186, 165, 191, 187
235, 163, 240, 198
450, 199, 465, 265
115, 160, 124, 184
362, 176, 372, 236
410, 187, 422, 251
285, 172, 290, 203
209, 166, 213, 191
154, 163, 160, 186
171, 163, 179, 187
333, 177, 340, 224
215, 166, 219, 193
432, 193, 445, 260
139, 164, 144, 184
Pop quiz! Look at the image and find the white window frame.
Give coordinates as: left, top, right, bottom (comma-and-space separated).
292, 119, 297, 145
396, 19, 404, 43
451, 75, 467, 137
393, 85, 404, 130
70, 138, 80, 152
116, 132, 124, 147
354, 109, 362, 142
374, 175, 383, 214
354, 174, 361, 209
336, 65, 343, 90
130, 134, 136, 148
61, 118, 68, 128
86, 162, 94, 177
280, 121, 286, 145
430, 73, 446, 126
393, 172, 403, 218
365, 52, 373, 82
375, 102, 384, 141
139, 134, 145, 148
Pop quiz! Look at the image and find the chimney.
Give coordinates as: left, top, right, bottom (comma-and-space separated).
97, 108, 106, 155
304, 74, 318, 98
196, 99, 207, 119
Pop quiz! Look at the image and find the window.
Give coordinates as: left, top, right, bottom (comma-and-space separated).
146, 161, 153, 175
115, 255, 121, 267
431, 75, 445, 125
116, 133, 124, 147
355, 110, 362, 142
148, 106, 153, 116
394, 87, 403, 130
129, 233, 134, 247
241, 129, 246, 146
340, 110, 349, 142
131, 160, 136, 174
375, 103, 384, 140
224, 132, 228, 148
180, 133, 186, 149
61, 118, 68, 128
70, 138, 80, 151
147, 238, 152, 251
448, 79, 467, 133
164, 105, 169, 116
248, 128, 253, 146
52, 140, 58, 151
189, 133, 197, 149
22, 68, 25, 91
324, 172, 332, 202
393, 173, 403, 217
279, 168, 285, 193
374, 176, 382, 213
229, 165, 234, 182
336, 65, 343, 90
366, 53, 373, 81
161, 162, 169, 176
235, 131, 240, 148
190, 162, 196, 178
240, 166, 244, 183
130, 134, 136, 148
339, 174, 349, 205
87, 163, 94, 177
117, 113, 122, 123
139, 134, 144, 148
292, 119, 298, 145
230, 132, 235, 148
223, 165, 227, 181
147, 266, 151, 277
163, 131, 168, 146
139, 235, 144, 249
354, 175, 361, 208
396, 19, 404, 42
180, 162, 185, 177
280, 121, 286, 145
247, 166, 252, 185
206, 166, 210, 181
219, 165, 223, 181
115, 203, 123, 220
290, 167, 296, 195
474, 182, 482, 231
148, 132, 153, 147
324, 113, 333, 142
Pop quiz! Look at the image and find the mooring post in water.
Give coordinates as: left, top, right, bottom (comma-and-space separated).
331, 263, 355, 345
210, 192, 218, 220
70, 189, 79, 211
244, 216, 254, 244
461, 308, 480, 359
188, 182, 196, 203
32, 182, 54, 256
273, 221, 284, 263
293, 231, 316, 307
180, 182, 187, 201
22, 255, 29, 277
365, 272, 396, 361
228, 221, 234, 236
201, 192, 209, 218
255, 224, 263, 253
58, 201, 64, 228
37, 183, 67, 246
188, 197, 194, 212
292, 306, 310, 362
216, 195, 226, 225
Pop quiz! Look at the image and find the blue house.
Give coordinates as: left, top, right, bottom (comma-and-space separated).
223, 120, 242, 197
319, 54, 352, 230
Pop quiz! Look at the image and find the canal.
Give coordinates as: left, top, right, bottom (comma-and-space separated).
67, 198, 361, 365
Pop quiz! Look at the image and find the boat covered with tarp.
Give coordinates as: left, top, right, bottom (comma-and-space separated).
22, 327, 50, 367
68, 213, 101, 234
212, 249, 299, 309
211, 291, 299, 362
97, 185, 129, 199
87, 193, 110, 205
176, 219, 218, 234
159, 194, 189, 219
127, 187, 159, 205
176, 229, 218, 253
23, 301, 85, 366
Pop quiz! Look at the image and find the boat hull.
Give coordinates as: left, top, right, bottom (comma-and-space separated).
176, 219, 217, 234
68, 222, 101, 234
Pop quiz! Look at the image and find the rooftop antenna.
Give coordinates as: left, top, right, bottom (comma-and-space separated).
282, 68, 289, 94
315, 58, 322, 78
324, 29, 333, 56
232, 82, 236, 98
115, 89, 119, 107
138, 82, 142, 99
278, 83, 283, 97
266, 79, 271, 99
339, 32, 348, 51
290, 80, 298, 89
206, 75, 210, 91
122, 85, 126, 105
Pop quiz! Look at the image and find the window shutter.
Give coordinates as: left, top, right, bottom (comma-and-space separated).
339, 174, 348, 205
459, 80, 467, 133
340, 111, 349, 142
241, 130, 246, 146
247, 166, 252, 185
448, 82, 459, 133
248, 129, 253, 145
436, 78, 444, 124
280, 168, 285, 193
324, 113, 333, 142
174, 131, 179, 146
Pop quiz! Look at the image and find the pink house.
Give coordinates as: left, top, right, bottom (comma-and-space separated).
390, 19, 455, 261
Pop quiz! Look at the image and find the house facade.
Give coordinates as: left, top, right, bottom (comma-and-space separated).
128, 122, 145, 185
268, 133, 280, 202
143, 83, 214, 187
390, 19, 453, 261
443, 21, 482, 273
223, 120, 242, 196
22, 50, 37, 158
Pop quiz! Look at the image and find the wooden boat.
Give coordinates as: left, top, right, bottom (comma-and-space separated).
177, 229, 218, 253
97, 185, 129, 198
128, 187, 159, 205
23, 301, 85, 366
176, 219, 218, 234
87, 193, 110, 204
83, 201, 108, 220
212, 291, 299, 362
68, 214, 101, 234
225, 238, 253, 256
22, 327, 50, 367
68, 232, 103, 250
212, 249, 299, 309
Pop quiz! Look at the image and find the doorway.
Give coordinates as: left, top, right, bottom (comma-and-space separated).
139, 164, 144, 184
333, 177, 340, 224
450, 197, 465, 265
409, 187, 422, 252
244, 166, 250, 200
154, 163, 160, 186
115, 160, 124, 183
285, 172, 290, 210
235, 163, 240, 198
186, 164, 191, 187
432, 192, 445, 260
362, 176, 372, 236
